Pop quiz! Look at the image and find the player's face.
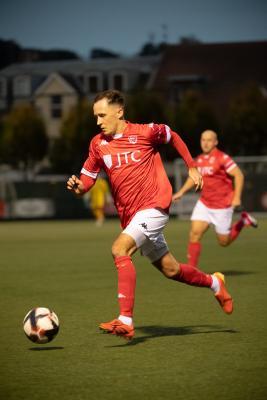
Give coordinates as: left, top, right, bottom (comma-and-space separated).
200, 131, 218, 154
93, 98, 124, 136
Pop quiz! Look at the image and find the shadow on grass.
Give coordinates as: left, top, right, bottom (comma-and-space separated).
219, 270, 257, 276
107, 325, 238, 347
29, 346, 64, 351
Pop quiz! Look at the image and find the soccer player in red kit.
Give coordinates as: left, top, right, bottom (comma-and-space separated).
173, 130, 257, 268
67, 91, 233, 340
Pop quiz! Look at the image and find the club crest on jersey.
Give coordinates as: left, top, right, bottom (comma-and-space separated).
209, 156, 215, 164
128, 135, 137, 144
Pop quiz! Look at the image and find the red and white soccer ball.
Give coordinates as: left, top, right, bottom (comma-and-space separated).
23, 307, 59, 344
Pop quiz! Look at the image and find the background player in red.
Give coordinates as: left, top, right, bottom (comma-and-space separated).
173, 130, 257, 268
67, 91, 233, 340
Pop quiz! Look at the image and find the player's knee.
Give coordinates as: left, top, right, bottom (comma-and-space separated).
218, 237, 230, 247
189, 230, 202, 242
160, 264, 180, 279
111, 241, 128, 258
153, 253, 180, 279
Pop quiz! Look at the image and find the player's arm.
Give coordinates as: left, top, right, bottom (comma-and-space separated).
67, 137, 100, 196
227, 166, 244, 208
169, 130, 203, 191
67, 174, 95, 196
150, 123, 203, 190
172, 176, 196, 202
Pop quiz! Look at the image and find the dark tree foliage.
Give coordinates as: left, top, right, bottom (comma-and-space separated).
0, 39, 21, 68
0, 104, 48, 171
224, 83, 267, 156
49, 98, 98, 173
171, 90, 219, 157
90, 48, 120, 59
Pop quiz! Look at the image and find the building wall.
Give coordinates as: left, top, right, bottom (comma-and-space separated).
34, 75, 79, 139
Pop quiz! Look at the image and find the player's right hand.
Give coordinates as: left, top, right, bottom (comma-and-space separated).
66, 175, 85, 195
189, 167, 203, 191
172, 191, 183, 202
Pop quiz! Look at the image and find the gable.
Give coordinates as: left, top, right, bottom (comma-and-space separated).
34, 72, 77, 96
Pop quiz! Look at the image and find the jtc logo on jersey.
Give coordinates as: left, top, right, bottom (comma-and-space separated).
103, 151, 142, 169
198, 166, 214, 176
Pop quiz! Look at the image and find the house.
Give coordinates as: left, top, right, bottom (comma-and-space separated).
151, 41, 267, 118
0, 55, 160, 138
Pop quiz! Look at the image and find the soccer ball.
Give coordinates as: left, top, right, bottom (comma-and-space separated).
23, 307, 59, 344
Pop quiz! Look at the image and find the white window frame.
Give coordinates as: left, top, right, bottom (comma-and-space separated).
13, 75, 31, 97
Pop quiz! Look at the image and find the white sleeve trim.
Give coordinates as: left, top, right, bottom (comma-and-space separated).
226, 163, 237, 173
80, 168, 98, 179
165, 125, 171, 143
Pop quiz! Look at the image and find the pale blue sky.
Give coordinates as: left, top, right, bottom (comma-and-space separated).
1, 0, 266, 58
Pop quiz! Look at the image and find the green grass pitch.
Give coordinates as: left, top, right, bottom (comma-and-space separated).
0, 218, 266, 400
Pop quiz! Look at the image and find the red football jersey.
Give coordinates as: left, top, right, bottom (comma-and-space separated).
80, 122, 195, 228
196, 148, 237, 209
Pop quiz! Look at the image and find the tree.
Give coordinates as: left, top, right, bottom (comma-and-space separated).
49, 98, 97, 173
0, 39, 21, 69
0, 104, 48, 173
224, 83, 267, 155
138, 42, 167, 56
171, 90, 219, 157
90, 48, 120, 59
126, 91, 168, 124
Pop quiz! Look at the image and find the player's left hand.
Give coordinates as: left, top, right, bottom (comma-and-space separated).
231, 198, 241, 208
172, 191, 183, 202
67, 175, 85, 195
188, 167, 203, 191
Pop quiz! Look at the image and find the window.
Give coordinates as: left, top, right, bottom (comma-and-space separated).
168, 75, 206, 103
85, 73, 103, 94
51, 95, 62, 118
108, 72, 127, 91
88, 76, 98, 93
113, 74, 123, 91
13, 76, 31, 96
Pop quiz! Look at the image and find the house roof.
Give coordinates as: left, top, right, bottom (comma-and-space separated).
0, 55, 161, 77
34, 72, 84, 96
152, 41, 267, 90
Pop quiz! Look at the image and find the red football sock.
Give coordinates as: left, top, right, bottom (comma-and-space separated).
172, 263, 212, 287
229, 219, 244, 242
114, 256, 136, 317
187, 242, 202, 268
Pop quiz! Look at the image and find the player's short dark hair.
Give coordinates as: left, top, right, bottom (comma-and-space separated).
93, 90, 125, 107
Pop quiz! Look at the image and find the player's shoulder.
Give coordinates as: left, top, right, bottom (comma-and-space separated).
126, 121, 153, 135
89, 133, 104, 147
216, 149, 232, 161
129, 121, 171, 139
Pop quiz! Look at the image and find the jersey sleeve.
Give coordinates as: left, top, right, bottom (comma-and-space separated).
80, 138, 102, 191
221, 153, 237, 173
148, 123, 172, 144
169, 131, 196, 168
148, 123, 195, 168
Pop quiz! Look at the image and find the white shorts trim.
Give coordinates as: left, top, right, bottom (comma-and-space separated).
123, 208, 169, 262
191, 200, 233, 235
